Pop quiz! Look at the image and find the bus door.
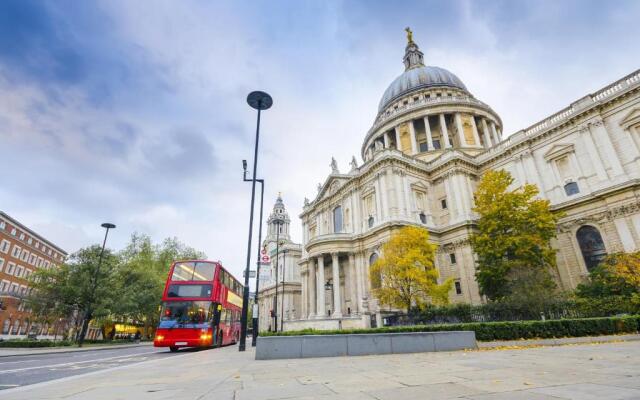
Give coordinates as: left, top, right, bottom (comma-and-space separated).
213, 303, 222, 346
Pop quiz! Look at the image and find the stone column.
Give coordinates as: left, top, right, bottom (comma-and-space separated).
331, 253, 342, 318
580, 126, 607, 181
590, 120, 624, 177
481, 118, 493, 148
348, 253, 358, 314
394, 126, 401, 151
440, 114, 452, 148
455, 113, 466, 147
301, 270, 307, 318
470, 116, 482, 147
396, 170, 407, 218
353, 189, 361, 233
374, 174, 384, 223
408, 120, 419, 154
316, 256, 326, 318
307, 258, 316, 318
423, 116, 434, 150
490, 121, 500, 144
383, 132, 390, 149
380, 172, 389, 222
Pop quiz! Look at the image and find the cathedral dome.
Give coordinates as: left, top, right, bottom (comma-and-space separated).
378, 66, 468, 112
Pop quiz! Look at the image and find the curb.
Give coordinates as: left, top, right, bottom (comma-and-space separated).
0, 342, 153, 358
478, 333, 640, 349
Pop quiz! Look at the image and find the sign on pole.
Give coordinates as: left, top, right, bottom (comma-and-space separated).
243, 270, 257, 278
261, 255, 270, 263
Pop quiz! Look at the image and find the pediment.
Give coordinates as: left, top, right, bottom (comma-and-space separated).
410, 181, 429, 192
315, 175, 351, 203
620, 108, 640, 129
543, 143, 575, 161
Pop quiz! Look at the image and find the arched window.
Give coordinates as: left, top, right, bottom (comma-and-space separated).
419, 212, 427, 224
369, 253, 378, 266
333, 206, 343, 233
369, 253, 380, 288
564, 181, 580, 196
576, 225, 607, 271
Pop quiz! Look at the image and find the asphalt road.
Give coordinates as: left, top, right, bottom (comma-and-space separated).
0, 345, 194, 390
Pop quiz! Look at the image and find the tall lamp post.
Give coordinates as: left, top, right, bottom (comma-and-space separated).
78, 222, 115, 347
243, 159, 265, 347
240, 91, 272, 352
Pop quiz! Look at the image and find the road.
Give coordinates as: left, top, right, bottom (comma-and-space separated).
0, 345, 190, 390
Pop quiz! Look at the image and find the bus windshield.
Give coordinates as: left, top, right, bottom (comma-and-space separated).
159, 301, 214, 328
171, 262, 215, 281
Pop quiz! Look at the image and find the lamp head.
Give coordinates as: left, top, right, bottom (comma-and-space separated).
247, 91, 273, 110
101, 223, 116, 229
242, 159, 248, 171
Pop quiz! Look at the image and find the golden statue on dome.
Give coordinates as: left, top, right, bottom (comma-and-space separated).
405, 27, 414, 44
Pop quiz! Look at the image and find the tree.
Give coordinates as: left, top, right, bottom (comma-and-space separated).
112, 234, 206, 338
470, 170, 561, 301
606, 251, 640, 291
575, 262, 637, 299
28, 245, 119, 341
370, 226, 452, 313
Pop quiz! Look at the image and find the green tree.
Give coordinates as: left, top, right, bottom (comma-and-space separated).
112, 234, 205, 338
370, 226, 453, 313
470, 170, 561, 301
28, 245, 119, 341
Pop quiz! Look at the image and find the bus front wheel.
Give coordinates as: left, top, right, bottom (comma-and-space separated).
169, 346, 178, 352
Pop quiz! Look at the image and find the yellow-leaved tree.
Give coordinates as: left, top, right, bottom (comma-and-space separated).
369, 226, 453, 314
606, 252, 640, 290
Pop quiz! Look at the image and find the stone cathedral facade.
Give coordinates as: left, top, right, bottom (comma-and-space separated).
283, 31, 640, 331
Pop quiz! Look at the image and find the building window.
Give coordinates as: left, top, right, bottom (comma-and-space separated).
1, 319, 9, 334
564, 181, 579, 196
454, 281, 462, 295
576, 225, 607, 272
433, 139, 441, 150
6, 262, 16, 275
0, 240, 9, 253
0, 221, 5, 230
419, 212, 427, 224
449, 253, 457, 264
0, 258, 4, 272
11, 246, 22, 258
19, 233, 25, 240
441, 199, 447, 209
419, 142, 428, 152
11, 228, 16, 236
333, 206, 343, 233
27, 237, 32, 245
15, 265, 24, 278
368, 216, 375, 228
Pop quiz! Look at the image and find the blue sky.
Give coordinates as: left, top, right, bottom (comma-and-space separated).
1, 0, 639, 279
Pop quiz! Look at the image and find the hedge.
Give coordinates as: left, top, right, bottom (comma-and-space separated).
407, 296, 636, 324
261, 315, 640, 341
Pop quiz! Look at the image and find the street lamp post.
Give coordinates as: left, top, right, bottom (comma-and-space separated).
78, 222, 115, 347
280, 247, 287, 332
240, 91, 272, 352
243, 159, 265, 347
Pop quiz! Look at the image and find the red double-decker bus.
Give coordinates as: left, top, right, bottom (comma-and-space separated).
153, 260, 243, 352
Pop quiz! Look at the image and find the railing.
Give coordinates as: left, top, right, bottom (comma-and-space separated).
475, 69, 640, 164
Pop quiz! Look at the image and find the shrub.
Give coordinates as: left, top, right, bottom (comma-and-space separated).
261, 315, 640, 341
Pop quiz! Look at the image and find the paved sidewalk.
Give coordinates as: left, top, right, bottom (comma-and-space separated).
478, 333, 640, 349
2, 341, 640, 399
0, 342, 152, 357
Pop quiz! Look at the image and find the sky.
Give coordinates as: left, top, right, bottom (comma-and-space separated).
1, 0, 639, 281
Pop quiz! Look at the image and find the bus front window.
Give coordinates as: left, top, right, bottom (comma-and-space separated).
160, 301, 213, 327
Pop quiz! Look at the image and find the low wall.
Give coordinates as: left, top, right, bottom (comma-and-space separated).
255, 331, 476, 360
283, 316, 366, 332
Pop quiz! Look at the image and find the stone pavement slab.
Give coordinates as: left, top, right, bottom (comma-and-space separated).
1, 340, 639, 399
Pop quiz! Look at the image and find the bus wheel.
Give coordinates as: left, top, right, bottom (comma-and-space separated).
169, 346, 178, 352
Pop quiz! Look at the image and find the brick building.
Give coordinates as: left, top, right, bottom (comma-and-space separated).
0, 211, 67, 339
